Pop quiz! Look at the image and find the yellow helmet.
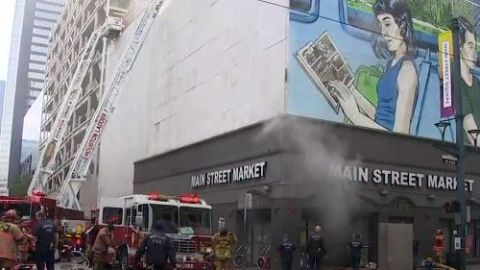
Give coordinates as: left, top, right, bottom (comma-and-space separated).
74, 224, 84, 234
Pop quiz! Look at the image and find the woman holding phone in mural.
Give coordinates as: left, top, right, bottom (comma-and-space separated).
330, 0, 418, 134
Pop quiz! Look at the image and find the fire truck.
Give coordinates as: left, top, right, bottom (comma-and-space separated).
0, 191, 86, 266
0, 191, 84, 224
98, 193, 213, 270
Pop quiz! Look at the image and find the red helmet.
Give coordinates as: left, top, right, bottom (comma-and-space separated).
5, 209, 17, 220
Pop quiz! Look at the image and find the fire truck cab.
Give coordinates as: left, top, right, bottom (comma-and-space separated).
98, 193, 213, 270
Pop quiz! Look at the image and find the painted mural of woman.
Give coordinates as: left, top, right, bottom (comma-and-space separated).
330, 0, 418, 134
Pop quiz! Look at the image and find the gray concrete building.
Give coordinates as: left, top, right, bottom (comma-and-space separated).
0, 0, 64, 188
134, 116, 480, 269
95, 0, 480, 269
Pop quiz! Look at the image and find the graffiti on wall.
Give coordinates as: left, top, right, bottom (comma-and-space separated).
288, 0, 480, 144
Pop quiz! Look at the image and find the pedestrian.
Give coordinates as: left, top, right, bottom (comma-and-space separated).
278, 234, 296, 270
92, 220, 115, 270
0, 210, 25, 270
33, 211, 59, 270
349, 234, 363, 270
212, 218, 237, 270
306, 225, 327, 270
134, 221, 176, 270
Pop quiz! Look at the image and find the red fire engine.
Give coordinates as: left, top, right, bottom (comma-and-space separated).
0, 191, 85, 267
98, 193, 213, 270
0, 191, 84, 221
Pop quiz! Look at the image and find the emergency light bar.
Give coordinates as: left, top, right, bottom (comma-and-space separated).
32, 191, 46, 197
179, 193, 201, 204
146, 192, 202, 204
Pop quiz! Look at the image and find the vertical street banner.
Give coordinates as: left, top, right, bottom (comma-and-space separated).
438, 30, 455, 118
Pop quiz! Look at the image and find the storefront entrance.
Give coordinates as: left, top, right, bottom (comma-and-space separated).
236, 209, 272, 266
378, 223, 413, 270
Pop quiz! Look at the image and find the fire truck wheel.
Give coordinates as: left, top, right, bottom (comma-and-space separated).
233, 255, 244, 267
119, 249, 129, 270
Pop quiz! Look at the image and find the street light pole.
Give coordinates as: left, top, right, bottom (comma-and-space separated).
452, 17, 467, 270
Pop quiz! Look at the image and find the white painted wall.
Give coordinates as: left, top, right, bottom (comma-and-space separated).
96, 0, 288, 199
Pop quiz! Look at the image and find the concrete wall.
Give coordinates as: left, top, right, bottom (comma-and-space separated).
97, 0, 288, 199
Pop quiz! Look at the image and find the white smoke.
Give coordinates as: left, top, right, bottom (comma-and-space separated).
258, 116, 364, 259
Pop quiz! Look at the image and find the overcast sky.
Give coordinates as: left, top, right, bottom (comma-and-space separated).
0, 0, 15, 81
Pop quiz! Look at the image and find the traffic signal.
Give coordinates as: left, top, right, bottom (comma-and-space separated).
444, 201, 460, 213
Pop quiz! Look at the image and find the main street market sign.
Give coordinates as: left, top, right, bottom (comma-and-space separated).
191, 162, 267, 188
330, 164, 474, 192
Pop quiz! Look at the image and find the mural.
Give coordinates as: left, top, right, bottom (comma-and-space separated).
288, 0, 480, 144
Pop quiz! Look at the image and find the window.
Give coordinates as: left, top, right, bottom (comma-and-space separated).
150, 205, 178, 227
35, 11, 57, 21
102, 207, 123, 225
28, 72, 45, 80
179, 207, 211, 234
34, 19, 56, 29
29, 90, 41, 98
126, 207, 138, 226
43, 0, 65, 4
32, 36, 49, 45
30, 54, 47, 62
125, 208, 131, 225
36, 2, 64, 13
31, 45, 47, 54
138, 204, 149, 230
290, 0, 312, 12
30, 80, 44, 89
33, 28, 50, 37
29, 63, 46, 72
0, 203, 32, 219
110, 0, 130, 9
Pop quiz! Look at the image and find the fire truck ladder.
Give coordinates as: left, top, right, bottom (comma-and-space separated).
57, 0, 165, 210
28, 22, 123, 195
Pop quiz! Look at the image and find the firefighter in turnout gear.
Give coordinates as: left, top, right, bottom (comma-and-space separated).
134, 221, 176, 270
212, 218, 237, 270
0, 210, 24, 270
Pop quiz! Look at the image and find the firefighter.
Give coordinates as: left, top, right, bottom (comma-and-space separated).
433, 229, 445, 264
212, 218, 237, 270
278, 234, 296, 270
134, 221, 176, 270
423, 256, 435, 270
92, 220, 115, 270
349, 234, 363, 270
306, 225, 327, 270
7, 211, 34, 261
86, 217, 100, 266
33, 211, 59, 270
19, 221, 35, 263
0, 210, 24, 270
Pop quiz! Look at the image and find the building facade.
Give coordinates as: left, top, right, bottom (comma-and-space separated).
134, 116, 480, 268
40, 0, 132, 210
92, 0, 480, 269
27, 0, 64, 109
41, 0, 109, 197
0, 0, 64, 188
